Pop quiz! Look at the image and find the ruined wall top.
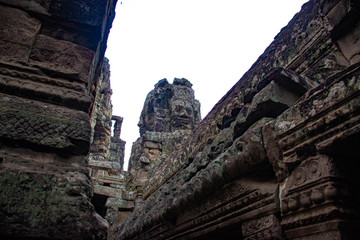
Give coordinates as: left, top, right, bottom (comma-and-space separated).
138, 78, 201, 136
110, 0, 360, 239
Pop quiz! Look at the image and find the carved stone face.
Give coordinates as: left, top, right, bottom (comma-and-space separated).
138, 113, 154, 136
137, 79, 200, 135
170, 99, 194, 131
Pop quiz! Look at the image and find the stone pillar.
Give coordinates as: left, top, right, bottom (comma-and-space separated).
112, 115, 124, 139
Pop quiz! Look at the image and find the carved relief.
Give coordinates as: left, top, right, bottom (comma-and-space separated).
279, 153, 355, 239
289, 156, 328, 188
127, 78, 201, 194
109, 1, 360, 239
242, 215, 282, 240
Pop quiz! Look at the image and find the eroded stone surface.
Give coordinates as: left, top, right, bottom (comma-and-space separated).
0, 0, 117, 239
137, 78, 201, 136
2, 0, 360, 239
110, 1, 360, 239
88, 58, 129, 226
127, 78, 201, 196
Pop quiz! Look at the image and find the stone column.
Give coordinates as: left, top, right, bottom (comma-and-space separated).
112, 115, 123, 139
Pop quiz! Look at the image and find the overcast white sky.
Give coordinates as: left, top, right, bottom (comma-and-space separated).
105, 0, 308, 170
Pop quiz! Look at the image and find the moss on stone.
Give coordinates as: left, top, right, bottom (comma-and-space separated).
0, 96, 89, 132
0, 170, 74, 228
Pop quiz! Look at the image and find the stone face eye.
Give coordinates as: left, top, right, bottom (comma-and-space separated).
175, 105, 182, 112
185, 107, 192, 115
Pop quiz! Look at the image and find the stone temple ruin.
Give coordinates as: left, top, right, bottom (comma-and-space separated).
1, 0, 360, 239
88, 58, 127, 226
127, 78, 201, 198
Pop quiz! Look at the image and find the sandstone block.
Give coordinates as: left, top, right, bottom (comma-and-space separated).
0, 94, 91, 154
0, 5, 40, 62
29, 34, 95, 83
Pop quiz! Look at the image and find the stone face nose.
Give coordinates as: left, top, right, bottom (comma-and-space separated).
177, 106, 188, 118
180, 111, 188, 118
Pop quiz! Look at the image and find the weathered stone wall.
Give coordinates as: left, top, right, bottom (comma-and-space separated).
110, 0, 360, 239
0, 0, 117, 239
89, 58, 125, 177
88, 57, 129, 226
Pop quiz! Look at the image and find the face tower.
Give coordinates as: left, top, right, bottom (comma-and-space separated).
127, 78, 201, 200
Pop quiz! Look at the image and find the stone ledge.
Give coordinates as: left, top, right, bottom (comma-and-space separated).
89, 160, 122, 171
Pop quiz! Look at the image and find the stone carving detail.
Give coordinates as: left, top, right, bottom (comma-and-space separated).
279, 154, 354, 237
1, 0, 360, 239
290, 156, 326, 187
242, 215, 282, 240
280, 155, 333, 212
127, 78, 201, 194
137, 78, 201, 135
110, 1, 360, 239
0, 0, 117, 239
143, 67, 315, 199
